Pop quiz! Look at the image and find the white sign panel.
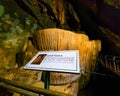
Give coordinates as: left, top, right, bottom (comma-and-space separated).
24, 50, 80, 74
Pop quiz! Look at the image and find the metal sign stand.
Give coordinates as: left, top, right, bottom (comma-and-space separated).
41, 71, 50, 96
44, 71, 50, 89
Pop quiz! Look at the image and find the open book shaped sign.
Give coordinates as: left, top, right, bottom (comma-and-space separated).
24, 50, 80, 74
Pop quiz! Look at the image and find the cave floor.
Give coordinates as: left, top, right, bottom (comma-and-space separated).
78, 64, 120, 96
0, 64, 120, 96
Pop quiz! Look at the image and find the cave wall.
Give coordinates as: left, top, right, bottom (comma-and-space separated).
0, 0, 120, 70
0, 0, 83, 69
0, 0, 41, 69
69, 0, 120, 56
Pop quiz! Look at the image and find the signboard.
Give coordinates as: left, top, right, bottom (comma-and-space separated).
24, 50, 80, 74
